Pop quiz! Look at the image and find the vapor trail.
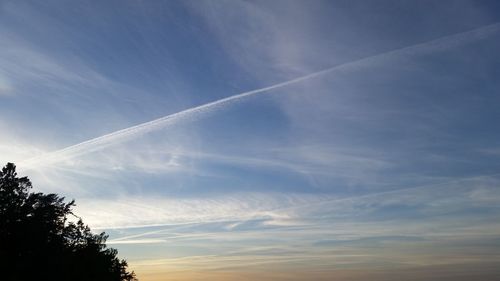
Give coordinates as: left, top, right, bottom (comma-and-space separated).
21, 23, 500, 168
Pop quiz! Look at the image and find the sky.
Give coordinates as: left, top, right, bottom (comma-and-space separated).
1, 0, 500, 280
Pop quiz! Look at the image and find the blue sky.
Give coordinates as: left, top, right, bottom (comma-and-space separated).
1, 1, 500, 280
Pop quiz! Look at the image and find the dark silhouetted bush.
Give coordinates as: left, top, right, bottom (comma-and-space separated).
0, 163, 137, 281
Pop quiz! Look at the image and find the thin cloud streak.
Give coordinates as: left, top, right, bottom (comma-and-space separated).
80, 172, 500, 230
20, 22, 500, 169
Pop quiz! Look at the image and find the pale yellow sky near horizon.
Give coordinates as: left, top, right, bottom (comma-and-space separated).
127, 243, 500, 281
130, 263, 500, 281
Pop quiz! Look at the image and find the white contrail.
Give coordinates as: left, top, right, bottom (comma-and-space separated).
21, 23, 500, 168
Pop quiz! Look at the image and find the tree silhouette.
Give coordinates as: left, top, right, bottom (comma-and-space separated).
0, 163, 137, 281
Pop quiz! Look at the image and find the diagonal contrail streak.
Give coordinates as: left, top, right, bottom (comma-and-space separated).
21, 23, 500, 169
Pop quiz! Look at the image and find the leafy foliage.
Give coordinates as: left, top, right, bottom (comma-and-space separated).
0, 163, 137, 281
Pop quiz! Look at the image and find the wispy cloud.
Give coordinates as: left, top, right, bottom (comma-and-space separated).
105, 174, 500, 279
77, 173, 500, 231
19, 22, 500, 170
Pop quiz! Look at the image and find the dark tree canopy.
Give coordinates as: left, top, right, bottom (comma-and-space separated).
0, 163, 137, 281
